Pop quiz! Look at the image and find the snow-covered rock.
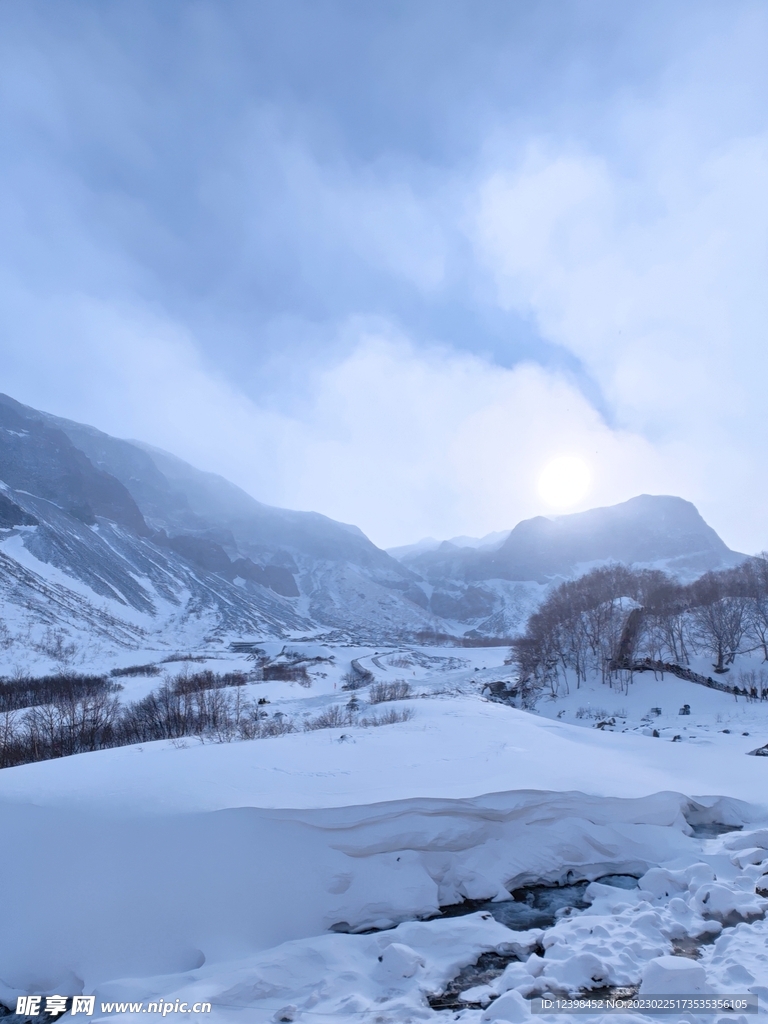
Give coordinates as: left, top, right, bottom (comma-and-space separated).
639, 955, 709, 994
481, 988, 530, 1022
541, 951, 611, 993
638, 863, 715, 899
730, 847, 768, 870
691, 882, 768, 924
273, 1006, 298, 1023
377, 942, 424, 977
725, 829, 768, 852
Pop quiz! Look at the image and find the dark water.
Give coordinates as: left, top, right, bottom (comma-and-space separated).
439, 874, 639, 931
429, 875, 640, 1011
428, 873, 724, 1012
671, 934, 712, 960
688, 822, 743, 839
428, 951, 523, 1010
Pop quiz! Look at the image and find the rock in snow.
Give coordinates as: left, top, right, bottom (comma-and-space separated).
481, 988, 530, 1022
639, 955, 709, 994
377, 942, 425, 977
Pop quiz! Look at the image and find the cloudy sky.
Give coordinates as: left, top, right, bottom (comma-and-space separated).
1, 1, 767, 551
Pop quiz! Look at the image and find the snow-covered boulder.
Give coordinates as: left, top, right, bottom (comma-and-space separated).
461, 961, 538, 1006
495, 961, 537, 994
525, 952, 546, 977
541, 952, 611, 994
639, 956, 708, 995
691, 882, 768, 924
377, 942, 424, 977
724, 829, 768, 851
639, 864, 714, 899
481, 988, 530, 1022
730, 847, 768, 870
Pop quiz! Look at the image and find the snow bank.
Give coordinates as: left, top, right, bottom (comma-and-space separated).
1, 697, 767, 814
0, 789, 700, 992
0, 691, 767, 1015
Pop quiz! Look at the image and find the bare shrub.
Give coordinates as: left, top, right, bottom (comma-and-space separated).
574, 706, 609, 721
369, 680, 411, 704
33, 628, 77, 666
110, 664, 161, 678
0, 673, 120, 713
0, 622, 13, 651
360, 708, 415, 727
387, 654, 414, 668
257, 716, 297, 737
303, 705, 349, 731
170, 669, 248, 694
262, 663, 311, 685
0, 671, 300, 767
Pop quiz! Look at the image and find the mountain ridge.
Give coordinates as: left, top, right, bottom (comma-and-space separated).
0, 393, 746, 662
396, 494, 743, 583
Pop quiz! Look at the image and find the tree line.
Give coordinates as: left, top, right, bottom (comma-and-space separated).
512, 557, 768, 698
0, 667, 416, 769
0, 669, 282, 768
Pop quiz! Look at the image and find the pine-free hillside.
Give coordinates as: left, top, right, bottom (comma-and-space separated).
398, 495, 744, 583
512, 558, 768, 698
0, 390, 748, 655
0, 392, 442, 647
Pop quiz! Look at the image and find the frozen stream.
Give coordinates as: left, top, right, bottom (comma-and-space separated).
430, 875, 641, 1010
1, 735, 767, 1023
439, 873, 640, 932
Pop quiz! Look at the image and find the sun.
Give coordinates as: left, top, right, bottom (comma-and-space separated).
537, 455, 592, 510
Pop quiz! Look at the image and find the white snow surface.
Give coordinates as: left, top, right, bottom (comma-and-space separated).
1, 645, 767, 1022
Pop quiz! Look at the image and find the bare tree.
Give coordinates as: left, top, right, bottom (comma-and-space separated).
689, 573, 749, 672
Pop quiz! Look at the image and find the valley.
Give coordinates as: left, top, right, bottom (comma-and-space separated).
1, 393, 767, 1023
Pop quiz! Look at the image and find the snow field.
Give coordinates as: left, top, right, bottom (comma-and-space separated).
1, 644, 768, 1021
46, 825, 768, 1023
531, 660, 768, 750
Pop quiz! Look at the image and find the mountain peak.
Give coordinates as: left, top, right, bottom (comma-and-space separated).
400, 494, 742, 586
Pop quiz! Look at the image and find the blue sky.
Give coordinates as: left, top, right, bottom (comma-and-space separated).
2, 1, 767, 549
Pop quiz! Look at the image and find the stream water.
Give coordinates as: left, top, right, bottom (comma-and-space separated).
688, 821, 743, 839
429, 874, 640, 1011
439, 873, 639, 931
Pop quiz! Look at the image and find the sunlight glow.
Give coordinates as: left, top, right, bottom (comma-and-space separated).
537, 455, 592, 509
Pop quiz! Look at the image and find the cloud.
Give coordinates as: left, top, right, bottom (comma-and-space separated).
2, 2, 767, 553
0, 289, 688, 548
471, 65, 768, 551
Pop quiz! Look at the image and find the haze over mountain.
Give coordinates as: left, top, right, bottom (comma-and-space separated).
394, 495, 744, 583
0, 393, 745, 657
387, 530, 511, 560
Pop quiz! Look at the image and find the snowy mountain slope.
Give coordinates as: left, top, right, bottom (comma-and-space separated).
0, 392, 746, 652
387, 529, 511, 560
388, 496, 745, 637
0, 494, 314, 659
1, 643, 767, 1013
28, 398, 408, 572
0, 394, 441, 655
399, 496, 743, 585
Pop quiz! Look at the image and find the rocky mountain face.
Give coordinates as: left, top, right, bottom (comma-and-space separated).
397, 495, 742, 583
0, 394, 438, 656
0, 393, 745, 659
391, 495, 744, 635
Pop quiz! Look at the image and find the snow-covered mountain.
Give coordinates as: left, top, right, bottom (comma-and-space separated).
387, 529, 511, 560
390, 495, 745, 636
0, 393, 745, 658
396, 496, 742, 582
0, 394, 440, 657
